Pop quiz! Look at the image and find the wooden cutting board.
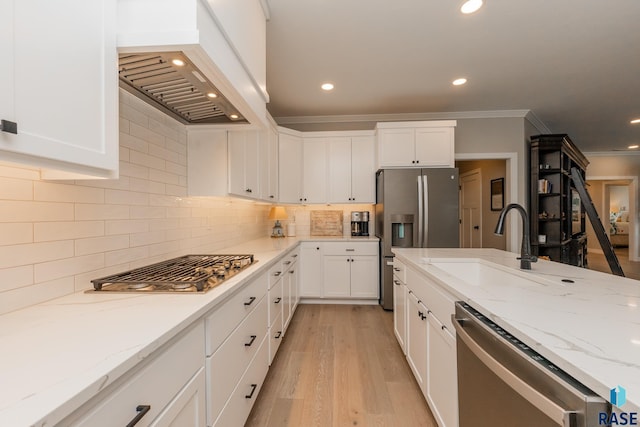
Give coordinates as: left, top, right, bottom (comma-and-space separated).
310, 210, 344, 236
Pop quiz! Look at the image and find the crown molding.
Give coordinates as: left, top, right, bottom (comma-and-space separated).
273, 109, 533, 125
524, 111, 552, 134
584, 150, 640, 157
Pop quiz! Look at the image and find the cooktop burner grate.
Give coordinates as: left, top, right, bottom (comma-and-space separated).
90, 254, 255, 292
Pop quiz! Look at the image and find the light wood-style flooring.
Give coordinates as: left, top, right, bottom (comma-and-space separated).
587, 247, 640, 280
245, 304, 437, 427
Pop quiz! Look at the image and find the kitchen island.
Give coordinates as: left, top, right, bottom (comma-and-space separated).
393, 247, 640, 414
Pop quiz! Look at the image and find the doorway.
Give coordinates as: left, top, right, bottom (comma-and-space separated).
460, 169, 482, 248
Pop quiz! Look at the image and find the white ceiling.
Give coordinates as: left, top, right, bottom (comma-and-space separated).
264, 0, 640, 153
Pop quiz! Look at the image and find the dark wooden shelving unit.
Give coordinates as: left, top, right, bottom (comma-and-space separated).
529, 134, 589, 266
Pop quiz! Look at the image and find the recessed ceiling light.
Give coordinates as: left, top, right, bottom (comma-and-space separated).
461, 0, 483, 14
172, 59, 185, 67
631, 118, 640, 124
321, 83, 334, 91
628, 145, 639, 149
230, 114, 239, 119
207, 92, 218, 98
453, 78, 467, 86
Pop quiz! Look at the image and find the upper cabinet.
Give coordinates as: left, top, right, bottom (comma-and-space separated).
302, 138, 329, 204
0, 0, 119, 179
328, 135, 376, 203
228, 131, 260, 198
277, 129, 304, 204
117, 0, 269, 128
377, 121, 456, 168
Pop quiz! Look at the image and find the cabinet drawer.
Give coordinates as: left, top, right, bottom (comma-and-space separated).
71, 322, 204, 427
269, 278, 284, 326
207, 296, 267, 425
213, 334, 269, 427
269, 311, 284, 365
407, 267, 456, 332
392, 258, 406, 283
323, 242, 378, 256
205, 271, 267, 355
268, 261, 284, 290
281, 248, 299, 271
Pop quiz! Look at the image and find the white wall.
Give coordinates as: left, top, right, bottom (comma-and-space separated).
0, 90, 271, 315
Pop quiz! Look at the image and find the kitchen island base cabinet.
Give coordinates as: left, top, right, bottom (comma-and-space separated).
393, 274, 407, 355
66, 322, 205, 427
427, 314, 457, 427
406, 291, 428, 392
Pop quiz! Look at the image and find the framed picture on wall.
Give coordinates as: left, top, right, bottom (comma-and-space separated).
491, 178, 504, 211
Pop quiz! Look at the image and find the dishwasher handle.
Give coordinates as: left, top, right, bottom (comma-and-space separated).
453, 315, 577, 427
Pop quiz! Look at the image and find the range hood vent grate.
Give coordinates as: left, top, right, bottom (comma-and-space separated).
118, 52, 246, 125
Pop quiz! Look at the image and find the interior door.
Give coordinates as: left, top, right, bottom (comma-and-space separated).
460, 170, 482, 248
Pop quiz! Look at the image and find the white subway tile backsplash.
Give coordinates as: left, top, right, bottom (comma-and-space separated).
0, 201, 74, 222
120, 101, 149, 128
75, 204, 129, 221
120, 132, 149, 154
130, 230, 166, 247
0, 177, 33, 200
130, 150, 166, 171
0, 278, 75, 315
34, 221, 104, 242
149, 117, 180, 141
105, 246, 149, 267
0, 241, 74, 269
129, 206, 165, 219
75, 235, 130, 256
0, 163, 40, 180
130, 122, 165, 147
0, 223, 33, 245
105, 219, 149, 235
105, 189, 149, 206
34, 253, 104, 283
34, 181, 104, 203
119, 161, 150, 180
0, 265, 34, 292
149, 169, 181, 185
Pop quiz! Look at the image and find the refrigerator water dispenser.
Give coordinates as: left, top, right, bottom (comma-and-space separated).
391, 214, 413, 247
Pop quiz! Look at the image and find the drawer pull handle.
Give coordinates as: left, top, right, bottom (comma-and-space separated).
245, 335, 257, 347
393, 280, 400, 285
393, 267, 400, 272
275, 331, 282, 339
126, 405, 151, 427
292, 254, 298, 258
418, 311, 427, 321
0, 119, 18, 134
289, 270, 295, 274
274, 297, 282, 303
345, 248, 355, 252
274, 271, 282, 277
283, 261, 292, 265
245, 384, 258, 399
441, 325, 447, 331
244, 296, 256, 306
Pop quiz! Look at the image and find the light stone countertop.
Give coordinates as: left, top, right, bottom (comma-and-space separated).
0, 236, 377, 427
392, 247, 640, 413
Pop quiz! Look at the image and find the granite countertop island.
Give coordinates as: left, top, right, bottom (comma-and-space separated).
392, 247, 640, 413
0, 235, 377, 426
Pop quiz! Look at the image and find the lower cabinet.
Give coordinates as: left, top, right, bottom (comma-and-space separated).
395, 260, 459, 427
320, 242, 379, 299
299, 242, 323, 297
68, 322, 206, 427
406, 291, 428, 391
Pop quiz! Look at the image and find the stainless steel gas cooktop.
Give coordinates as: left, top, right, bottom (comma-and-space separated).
89, 254, 255, 293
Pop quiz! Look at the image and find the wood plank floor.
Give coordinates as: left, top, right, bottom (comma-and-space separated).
587, 247, 640, 280
245, 304, 437, 427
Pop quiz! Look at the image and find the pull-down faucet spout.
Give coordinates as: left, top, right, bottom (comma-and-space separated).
494, 203, 537, 270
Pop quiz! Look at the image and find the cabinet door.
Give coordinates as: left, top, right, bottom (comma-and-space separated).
258, 129, 270, 201
0, 1, 118, 178
278, 132, 303, 203
266, 126, 279, 201
378, 128, 415, 167
322, 256, 351, 297
393, 280, 407, 354
244, 131, 260, 196
406, 292, 428, 393
427, 315, 458, 427
328, 137, 353, 203
349, 256, 379, 298
282, 268, 292, 331
350, 136, 376, 203
228, 131, 247, 196
151, 367, 206, 427
414, 127, 454, 167
300, 243, 323, 297
302, 138, 328, 203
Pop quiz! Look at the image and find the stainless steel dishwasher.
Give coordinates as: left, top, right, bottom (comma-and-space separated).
453, 302, 610, 427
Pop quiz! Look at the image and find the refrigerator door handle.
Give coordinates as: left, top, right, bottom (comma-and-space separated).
417, 175, 424, 247
423, 174, 429, 247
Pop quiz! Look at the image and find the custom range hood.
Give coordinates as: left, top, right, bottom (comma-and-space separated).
118, 52, 248, 125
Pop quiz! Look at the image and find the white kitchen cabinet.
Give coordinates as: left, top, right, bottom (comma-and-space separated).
299, 242, 324, 297
68, 322, 205, 427
328, 135, 376, 203
427, 314, 458, 427
0, 0, 118, 179
281, 248, 300, 332
393, 274, 407, 355
264, 125, 279, 201
228, 130, 260, 198
321, 242, 379, 299
377, 121, 456, 169
302, 137, 329, 203
406, 291, 428, 393
278, 130, 303, 204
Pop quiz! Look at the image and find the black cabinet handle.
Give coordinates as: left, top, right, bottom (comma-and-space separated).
316, 247, 320, 250
393, 267, 400, 272
283, 261, 292, 265
0, 119, 18, 134
292, 254, 298, 258
269, 195, 274, 198
441, 325, 447, 331
245, 335, 257, 347
274, 297, 281, 303
126, 405, 151, 427
274, 271, 282, 276
245, 384, 258, 399
416, 160, 420, 164
473, 225, 480, 230
244, 296, 256, 306
275, 331, 282, 339
289, 269, 295, 273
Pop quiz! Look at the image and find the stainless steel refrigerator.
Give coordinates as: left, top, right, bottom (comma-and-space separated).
376, 168, 460, 310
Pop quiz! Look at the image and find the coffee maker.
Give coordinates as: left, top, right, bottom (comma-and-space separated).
350, 211, 370, 237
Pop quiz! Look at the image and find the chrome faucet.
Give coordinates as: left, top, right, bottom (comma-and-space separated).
494, 203, 537, 270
